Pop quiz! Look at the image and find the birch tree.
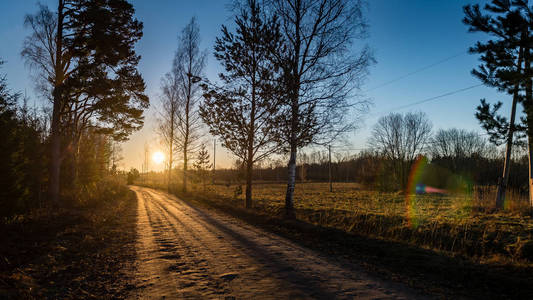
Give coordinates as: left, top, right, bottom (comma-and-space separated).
172, 17, 206, 193
157, 72, 179, 192
271, 0, 374, 217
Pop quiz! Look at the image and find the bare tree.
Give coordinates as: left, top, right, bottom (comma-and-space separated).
270, 0, 374, 217
157, 73, 179, 192
173, 17, 207, 193
429, 128, 487, 159
22, 3, 66, 205
368, 112, 432, 189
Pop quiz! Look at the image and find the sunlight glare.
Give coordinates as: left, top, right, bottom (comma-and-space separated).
152, 151, 165, 164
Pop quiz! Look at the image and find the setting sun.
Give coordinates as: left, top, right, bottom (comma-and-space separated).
152, 151, 165, 164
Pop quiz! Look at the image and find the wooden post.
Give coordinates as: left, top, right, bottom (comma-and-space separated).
212, 138, 216, 184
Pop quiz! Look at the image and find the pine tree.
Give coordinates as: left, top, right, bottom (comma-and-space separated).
201, 0, 284, 208
464, 0, 530, 208
193, 143, 212, 192
22, 0, 148, 204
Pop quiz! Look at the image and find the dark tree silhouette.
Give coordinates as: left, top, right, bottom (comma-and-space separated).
193, 143, 212, 192
0, 61, 47, 218
368, 112, 432, 190
201, 0, 284, 208
22, 0, 148, 204
270, 0, 374, 217
429, 128, 488, 159
127, 168, 140, 185
464, 0, 530, 208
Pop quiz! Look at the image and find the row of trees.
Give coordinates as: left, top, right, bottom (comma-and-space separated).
0, 61, 47, 218
368, 111, 527, 191
158, 0, 373, 218
209, 112, 521, 194
157, 0, 533, 212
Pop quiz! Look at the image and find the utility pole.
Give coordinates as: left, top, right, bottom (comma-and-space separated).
329, 145, 332, 192
212, 138, 216, 184
143, 143, 149, 184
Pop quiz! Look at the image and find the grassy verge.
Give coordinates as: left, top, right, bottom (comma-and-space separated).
0, 180, 137, 299
143, 181, 533, 299
182, 182, 533, 263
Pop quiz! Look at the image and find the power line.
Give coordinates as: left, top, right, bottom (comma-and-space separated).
365, 51, 466, 92
373, 83, 484, 116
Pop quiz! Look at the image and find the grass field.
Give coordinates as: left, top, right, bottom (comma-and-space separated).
148, 180, 533, 266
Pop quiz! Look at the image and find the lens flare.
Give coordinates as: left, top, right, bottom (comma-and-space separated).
405, 156, 428, 228
415, 184, 447, 195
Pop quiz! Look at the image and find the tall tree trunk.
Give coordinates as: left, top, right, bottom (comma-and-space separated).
49, 99, 61, 205
49, 0, 65, 206
285, 97, 298, 218
328, 145, 332, 192
496, 45, 523, 209
525, 46, 533, 209
183, 145, 188, 193
245, 158, 253, 209
284, 0, 301, 219
183, 80, 191, 194
245, 100, 256, 208
285, 144, 297, 218
168, 111, 174, 193
71, 134, 81, 189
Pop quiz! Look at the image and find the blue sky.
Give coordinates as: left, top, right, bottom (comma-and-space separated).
0, 0, 509, 169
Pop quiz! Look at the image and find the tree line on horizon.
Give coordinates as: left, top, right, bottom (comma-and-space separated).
201, 116, 527, 197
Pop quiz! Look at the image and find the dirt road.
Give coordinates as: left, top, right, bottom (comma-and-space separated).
130, 186, 428, 299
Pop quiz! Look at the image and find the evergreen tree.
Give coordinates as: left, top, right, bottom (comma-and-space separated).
464, 0, 530, 208
193, 143, 212, 192
0, 61, 47, 219
22, 0, 148, 204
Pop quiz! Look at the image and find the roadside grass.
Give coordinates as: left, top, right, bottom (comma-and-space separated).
0, 177, 137, 299
181, 182, 533, 265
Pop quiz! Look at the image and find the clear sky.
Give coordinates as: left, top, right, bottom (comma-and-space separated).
0, 0, 509, 171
